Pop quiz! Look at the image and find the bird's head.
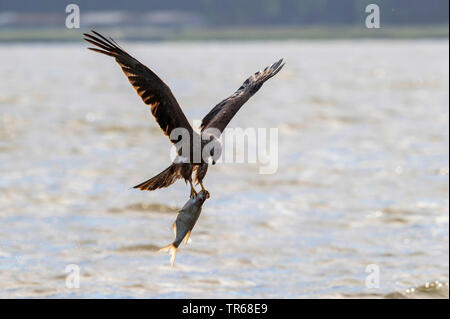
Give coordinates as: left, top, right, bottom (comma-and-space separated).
197, 190, 210, 202
209, 148, 217, 165
201, 131, 222, 165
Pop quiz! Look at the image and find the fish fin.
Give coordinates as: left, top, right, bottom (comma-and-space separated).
158, 243, 178, 267
172, 222, 177, 237
184, 230, 192, 245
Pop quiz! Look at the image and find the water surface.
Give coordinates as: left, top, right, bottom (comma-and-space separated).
0, 40, 448, 298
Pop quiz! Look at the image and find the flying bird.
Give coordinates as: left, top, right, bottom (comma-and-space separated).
83, 30, 285, 198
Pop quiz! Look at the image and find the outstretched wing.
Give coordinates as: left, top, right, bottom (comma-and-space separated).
200, 59, 285, 134
83, 30, 193, 143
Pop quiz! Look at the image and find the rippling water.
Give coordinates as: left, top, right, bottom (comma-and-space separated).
0, 40, 448, 298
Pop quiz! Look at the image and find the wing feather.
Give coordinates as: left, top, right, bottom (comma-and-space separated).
83, 30, 193, 143
201, 58, 285, 134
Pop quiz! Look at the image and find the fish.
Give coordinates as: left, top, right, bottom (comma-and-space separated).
159, 190, 210, 266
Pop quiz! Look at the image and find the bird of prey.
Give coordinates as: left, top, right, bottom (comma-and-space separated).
83, 30, 285, 198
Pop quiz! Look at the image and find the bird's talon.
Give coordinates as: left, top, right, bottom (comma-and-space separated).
188, 179, 198, 198
199, 182, 209, 198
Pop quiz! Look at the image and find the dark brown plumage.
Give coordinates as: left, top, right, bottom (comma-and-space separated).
133, 163, 192, 191
200, 58, 285, 135
83, 30, 284, 197
84, 30, 193, 143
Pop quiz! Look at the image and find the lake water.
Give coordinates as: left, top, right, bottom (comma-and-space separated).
0, 39, 448, 298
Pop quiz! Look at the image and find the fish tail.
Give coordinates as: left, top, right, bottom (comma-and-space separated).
158, 243, 178, 267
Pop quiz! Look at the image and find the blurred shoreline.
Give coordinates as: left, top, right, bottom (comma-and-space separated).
0, 25, 448, 42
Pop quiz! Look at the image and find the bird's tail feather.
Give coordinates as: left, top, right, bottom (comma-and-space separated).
158, 243, 178, 267
133, 164, 180, 191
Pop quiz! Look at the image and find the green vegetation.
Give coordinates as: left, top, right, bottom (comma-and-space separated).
0, 25, 448, 42
175, 25, 449, 41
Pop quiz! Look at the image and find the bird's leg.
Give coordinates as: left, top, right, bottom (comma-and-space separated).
199, 182, 210, 198
189, 180, 197, 198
